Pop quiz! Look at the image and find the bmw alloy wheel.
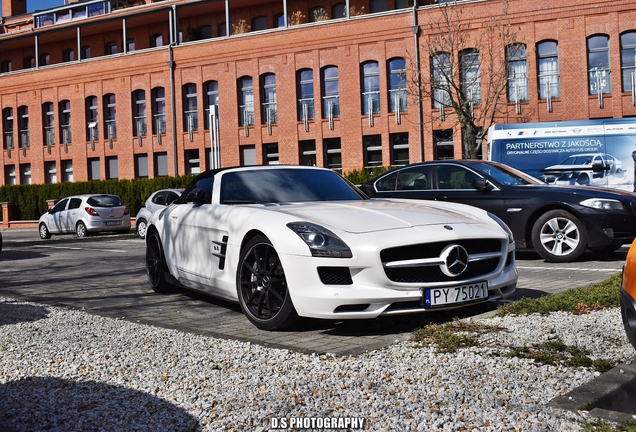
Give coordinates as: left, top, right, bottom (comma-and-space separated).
531, 210, 587, 262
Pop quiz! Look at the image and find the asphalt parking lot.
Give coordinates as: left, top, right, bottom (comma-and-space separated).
0, 228, 627, 356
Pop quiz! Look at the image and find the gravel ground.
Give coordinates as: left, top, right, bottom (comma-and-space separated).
1, 295, 634, 431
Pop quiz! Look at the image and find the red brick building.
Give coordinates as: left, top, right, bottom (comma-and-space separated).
0, 0, 635, 185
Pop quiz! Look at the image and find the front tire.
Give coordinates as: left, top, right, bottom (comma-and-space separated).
531, 210, 588, 262
236, 235, 297, 330
136, 218, 148, 238
39, 223, 52, 239
146, 230, 173, 293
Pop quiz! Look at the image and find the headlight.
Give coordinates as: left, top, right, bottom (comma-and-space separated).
287, 222, 352, 258
580, 198, 624, 211
487, 212, 514, 244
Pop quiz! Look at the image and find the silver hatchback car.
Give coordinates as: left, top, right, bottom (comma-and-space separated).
38, 194, 131, 239
135, 189, 183, 238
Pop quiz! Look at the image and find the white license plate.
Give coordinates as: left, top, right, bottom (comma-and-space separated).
104, 221, 121, 226
422, 282, 488, 308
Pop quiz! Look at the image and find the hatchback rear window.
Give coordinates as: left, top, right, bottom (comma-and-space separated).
87, 195, 124, 207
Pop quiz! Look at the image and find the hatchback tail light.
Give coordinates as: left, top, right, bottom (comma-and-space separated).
124, 207, 130, 215
85, 207, 100, 216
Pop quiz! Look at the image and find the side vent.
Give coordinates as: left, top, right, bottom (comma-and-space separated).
212, 235, 229, 269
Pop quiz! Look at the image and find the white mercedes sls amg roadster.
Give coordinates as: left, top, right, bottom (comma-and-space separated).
145, 165, 517, 330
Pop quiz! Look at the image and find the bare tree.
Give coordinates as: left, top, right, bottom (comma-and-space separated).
409, 0, 525, 159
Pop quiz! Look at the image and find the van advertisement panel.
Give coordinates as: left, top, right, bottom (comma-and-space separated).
488, 120, 636, 192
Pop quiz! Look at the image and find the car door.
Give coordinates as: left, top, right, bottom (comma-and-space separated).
61, 197, 83, 232
429, 164, 507, 220
47, 198, 69, 233
147, 191, 167, 214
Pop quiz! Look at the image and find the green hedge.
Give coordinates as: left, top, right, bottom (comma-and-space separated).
0, 166, 395, 222
0, 175, 195, 221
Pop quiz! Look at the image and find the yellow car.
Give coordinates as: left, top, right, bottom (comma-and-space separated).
621, 240, 636, 349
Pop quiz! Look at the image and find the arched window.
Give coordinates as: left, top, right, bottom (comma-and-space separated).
537, 40, 560, 99
460, 49, 480, 104
86, 96, 98, 140
132, 90, 146, 137
587, 35, 611, 95
204, 81, 219, 130
297, 69, 314, 121
42, 102, 55, 146
59, 100, 71, 144
152, 87, 166, 134
24, 56, 35, 69
151, 34, 164, 48
252, 16, 267, 31
103, 94, 116, 138
183, 83, 198, 132
261, 73, 277, 124
506, 43, 527, 102
238, 76, 254, 126
388, 57, 407, 112
361, 61, 380, 115
621, 32, 636, 93
321, 66, 339, 118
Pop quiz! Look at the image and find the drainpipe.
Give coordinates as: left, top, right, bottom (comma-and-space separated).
412, 0, 423, 162
169, 6, 178, 176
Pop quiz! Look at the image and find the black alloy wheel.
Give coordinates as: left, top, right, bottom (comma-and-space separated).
146, 230, 173, 293
237, 235, 297, 331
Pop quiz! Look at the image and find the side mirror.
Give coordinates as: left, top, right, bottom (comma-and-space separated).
359, 184, 376, 197
186, 188, 206, 204
543, 176, 557, 185
472, 178, 491, 191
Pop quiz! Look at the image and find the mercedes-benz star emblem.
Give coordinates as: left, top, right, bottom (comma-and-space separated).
440, 244, 469, 277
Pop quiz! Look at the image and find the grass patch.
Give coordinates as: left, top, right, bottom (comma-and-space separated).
496, 272, 621, 317
413, 320, 504, 353
583, 419, 636, 431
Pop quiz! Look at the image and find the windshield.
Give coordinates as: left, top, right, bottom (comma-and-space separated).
470, 161, 542, 186
220, 168, 365, 204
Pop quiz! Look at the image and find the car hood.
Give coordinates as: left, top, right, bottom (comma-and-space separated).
263, 199, 488, 234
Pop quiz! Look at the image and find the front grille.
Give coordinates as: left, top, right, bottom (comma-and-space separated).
381, 239, 503, 283
317, 267, 353, 285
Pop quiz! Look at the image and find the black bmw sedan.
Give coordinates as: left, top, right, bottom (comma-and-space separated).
360, 160, 636, 263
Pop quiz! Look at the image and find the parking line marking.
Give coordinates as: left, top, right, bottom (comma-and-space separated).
32, 245, 127, 253
516, 266, 620, 272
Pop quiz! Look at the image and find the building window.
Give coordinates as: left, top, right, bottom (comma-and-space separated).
152, 87, 166, 135
132, 90, 146, 137
20, 163, 31, 184
183, 83, 198, 132
275, 14, 286, 28
333, 3, 345, 18
5, 165, 16, 185
219, 23, 230, 37
155, 152, 168, 176
104, 94, 116, 139
324, 138, 342, 171
361, 61, 380, 115
388, 58, 407, 113
252, 16, 267, 31
309, 7, 328, 22
390, 133, 409, 166
370, 0, 387, 13
588, 35, 611, 95
395, 0, 408, 8
363, 135, 382, 168
86, 96, 99, 141
321, 66, 340, 118
45, 161, 57, 184
264, 143, 279, 165
81, 46, 91, 60
621, 32, 636, 93
43, 102, 55, 146
204, 81, 219, 130
185, 149, 200, 174
88, 157, 100, 180
106, 156, 118, 179
537, 40, 560, 99
127, 39, 135, 52
40, 53, 50, 66
199, 25, 212, 39
297, 69, 314, 121
432, 52, 451, 108
240, 145, 256, 166
299, 140, 316, 166
18, 106, 29, 148
434, 129, 454, 160
105, 41, 118, 55
24, 56, 35, 69
507, 44, 528, 102
63, 49, 75, 62
1, 60, 12, 72
460, 49, 481, 104
151, 34, 164, 47
239, 76, 254, 126
261, 73, 277, 125
59, 100, 71, 144
3, 108, 13, 150
135, 154, 148, 179
61, 160, 73, 182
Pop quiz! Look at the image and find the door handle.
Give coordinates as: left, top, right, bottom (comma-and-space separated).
434, 195, 448, 200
